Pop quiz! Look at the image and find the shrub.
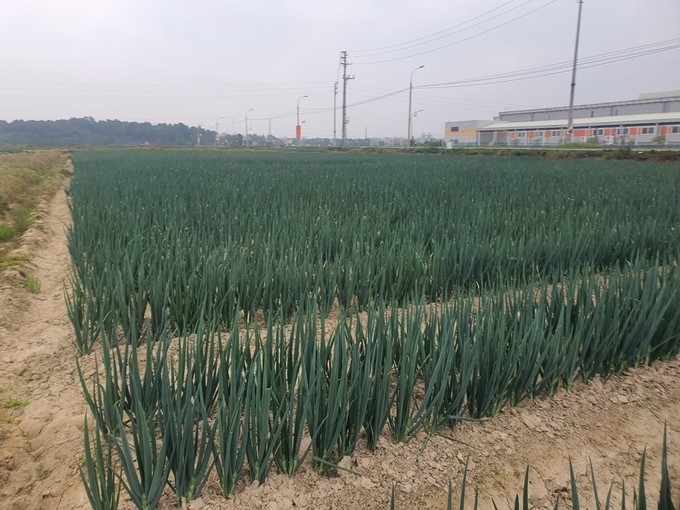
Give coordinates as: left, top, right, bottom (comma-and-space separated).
0, 223, 16, 242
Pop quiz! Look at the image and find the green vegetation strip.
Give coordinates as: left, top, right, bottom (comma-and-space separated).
0, 149, 71, 268
69, 150, 680, 509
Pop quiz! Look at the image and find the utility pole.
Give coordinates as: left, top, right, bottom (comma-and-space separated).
268, 118, 272, 137
340, 51, 354, 146
566, 0, 584, 144
244, 108, 253, 146
407, 65, 425, 145
333, 81, 338, 146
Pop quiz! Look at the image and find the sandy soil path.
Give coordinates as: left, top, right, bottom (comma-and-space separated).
0, 176, 88, 510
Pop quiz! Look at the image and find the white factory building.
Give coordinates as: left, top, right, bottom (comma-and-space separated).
444, 91, 680, 147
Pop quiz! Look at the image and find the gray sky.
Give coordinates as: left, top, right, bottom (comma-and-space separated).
2, 0, 679, 139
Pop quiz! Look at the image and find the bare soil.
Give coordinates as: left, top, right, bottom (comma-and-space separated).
0, 177, 678, 509
0, 172, 89, 509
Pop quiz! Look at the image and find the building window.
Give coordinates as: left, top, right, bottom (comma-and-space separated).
617, 127, 629, 135
551, 130, 561, 137
641, 126, 655, 135
450, 126, 459, 132
535, 130, 543, 137
596, 129, 604, 136
518, 131, 526, 138
672, 126, 680, 134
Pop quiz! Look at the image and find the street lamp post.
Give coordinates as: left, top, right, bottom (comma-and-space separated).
244, 108, 253, 147
407, 65, 425, 146
296, 95, 308, 146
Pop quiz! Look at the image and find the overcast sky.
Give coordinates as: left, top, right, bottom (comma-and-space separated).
2, 0, 679, 139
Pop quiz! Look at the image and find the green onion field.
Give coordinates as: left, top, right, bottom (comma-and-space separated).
68, 150, 680, 508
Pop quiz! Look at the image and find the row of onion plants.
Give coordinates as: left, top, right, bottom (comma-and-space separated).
67, 150, 680, 353
78, 261, 680, 509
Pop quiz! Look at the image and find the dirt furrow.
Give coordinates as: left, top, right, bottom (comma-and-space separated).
0, 177, 88, 510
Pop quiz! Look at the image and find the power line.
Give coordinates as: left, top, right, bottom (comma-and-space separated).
351, 84, 532, 108
7, 39, 676, 124
352, 0, 559, 65
348, 0, 522, 54
0, 89, 331, 100
580, 64, 680, 88
302, 38, 680, 115
0, 79, 330, 89
419, 38, 680, 89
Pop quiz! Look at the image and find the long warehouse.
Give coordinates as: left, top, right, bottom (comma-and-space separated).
444, 90, 680, 146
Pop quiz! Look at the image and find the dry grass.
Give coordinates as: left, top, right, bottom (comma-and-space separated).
0, 149, 71, 270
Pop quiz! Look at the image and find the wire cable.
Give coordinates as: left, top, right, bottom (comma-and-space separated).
302, 38, 680, 114
420, 40, 680, 89
348, 0, 526, 55
352, 0, 559, 65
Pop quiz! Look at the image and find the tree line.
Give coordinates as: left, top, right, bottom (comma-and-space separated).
0, 118, 214, 146
0, 117, 418, 147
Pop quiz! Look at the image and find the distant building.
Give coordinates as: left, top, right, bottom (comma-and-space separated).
443, 120, 494, 146
445, 91, 680, 146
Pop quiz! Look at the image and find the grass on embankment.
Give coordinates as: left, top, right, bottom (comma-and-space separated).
0, 148, 72, 273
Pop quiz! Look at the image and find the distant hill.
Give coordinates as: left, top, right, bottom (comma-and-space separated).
0, 117, 214, 146
0, 117, 388, 147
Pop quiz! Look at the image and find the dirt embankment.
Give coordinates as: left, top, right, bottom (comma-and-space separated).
0, 171, 89, 510
0, 172, 678, 510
